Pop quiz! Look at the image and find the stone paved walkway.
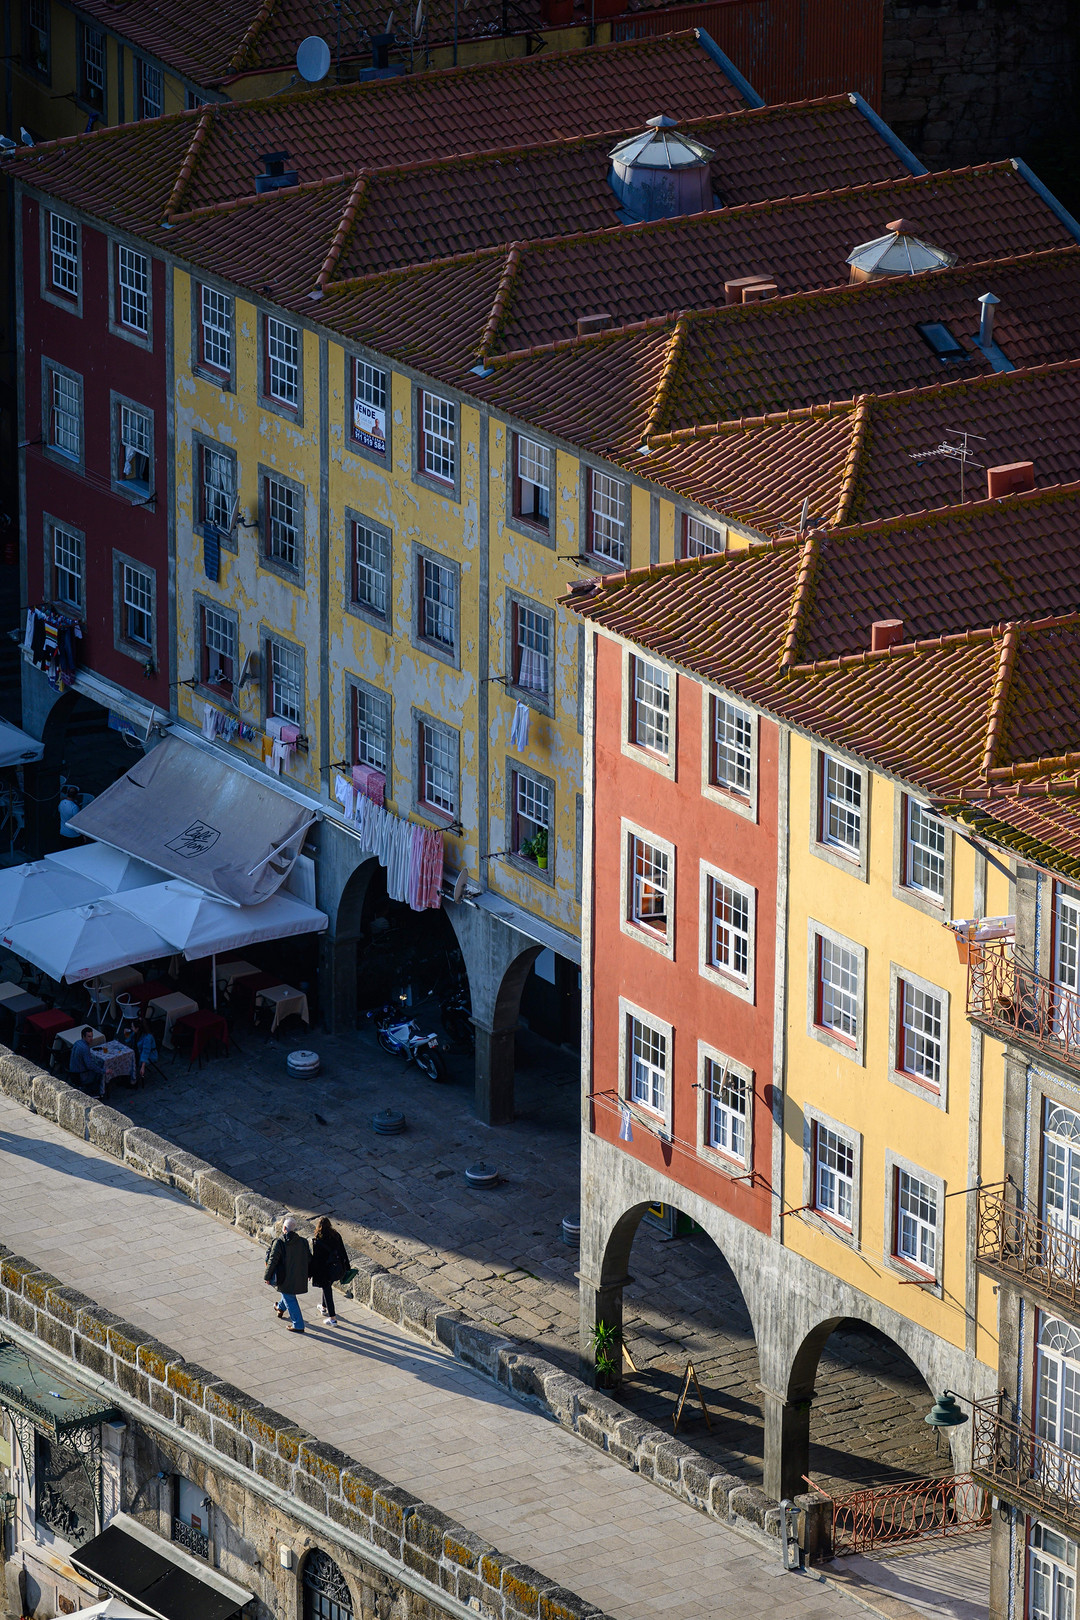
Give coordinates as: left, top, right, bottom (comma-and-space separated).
0, 1092, 870, 1620
107, 1008, 947, 1496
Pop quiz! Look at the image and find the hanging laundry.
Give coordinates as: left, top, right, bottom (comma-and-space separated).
201, 703, 217, 741
203, 524, 221, 583
510, 700, 530, 750
333, 771, 356, 822
351, 763, 385, 806
24, 606, 82, 693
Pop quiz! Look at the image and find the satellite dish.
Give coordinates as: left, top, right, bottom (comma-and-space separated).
452, 868, 468, 904
296, 35, 331, 82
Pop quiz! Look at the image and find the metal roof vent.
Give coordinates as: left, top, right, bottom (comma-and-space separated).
608, 115, 715, 224
255, 151, 298, 194
847, 218, 957, 283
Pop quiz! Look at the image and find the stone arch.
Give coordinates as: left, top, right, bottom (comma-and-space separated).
315, 851, 379, 1036
442, 895, 543, 1124
301, 1546, 355, 1620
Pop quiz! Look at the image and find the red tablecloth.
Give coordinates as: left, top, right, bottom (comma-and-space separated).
23, 1009, 75, 1038
173, 1009, 230, 1063
229, 972, 280, 1019
123, 979, 173, 1010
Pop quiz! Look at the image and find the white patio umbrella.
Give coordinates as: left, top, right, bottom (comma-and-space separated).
1, 899, 173, 983
75, 1598, 149, 1618
46, 841, 166, 893
0, 859, 107, 930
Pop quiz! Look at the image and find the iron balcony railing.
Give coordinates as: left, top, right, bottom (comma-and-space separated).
972, 1395, 1080, 1532
967, 942, 1080, 1071
806, 1474, 988, 1556
977, 1186, 1080, 1312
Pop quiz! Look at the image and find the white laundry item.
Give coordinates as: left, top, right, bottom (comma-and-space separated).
202, 703, 218, 740
333, 772, 356, 821
269, 740, 288, 774
510, 700, 530, 750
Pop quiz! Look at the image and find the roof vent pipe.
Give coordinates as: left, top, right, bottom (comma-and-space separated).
255, 151, 298, 194
608, 115, 715, 224
978, 292, 1000, 349
871, 619, 904, 652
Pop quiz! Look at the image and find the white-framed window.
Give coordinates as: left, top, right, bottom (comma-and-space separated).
514, 435, 550, 527
200, 286, 233, 374
352, 520, 389, 618
898, 978, 944, 1088
419, 555, 455, 649
80, 24, 105, 109
200, 445, 234, 530
27, 0, 50, 76
268, 640, 303, 725
822, 755, 862, 854
117, 244, 149, 332
629, 1015, 667, 1116
421, 391, 455, 483
265, 316, 299, 407
513, 602, 550, 693
588, 469, 628, 564
895, 1168, 938, 1273
707, 875, 751, 981
201, 604, 236, 694
118, 403, 152, 490
629, 834, 669, 937
904, 799, 946, 899
352, 685, 389, 772
630, 657, 670, 754
265, 478, 300, 570
512, 770, 551, 866
684, 514, 725, 557
137, 58, 163, 118
49, 369, 81, 459
706, 1058, 748, 1162
1029, 1519, 1078, 1620
122, 563, 153, 646
814, 1123, 855, 1226
51, 523, 83, 610
352, 360, 388, 455
817, 934, 859, 1041
712, 697, 752, 795
419, 721, 457, 817
49, 214, 79, 297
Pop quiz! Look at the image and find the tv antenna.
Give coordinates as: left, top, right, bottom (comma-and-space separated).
296, 34, 332, 81
909, 427, 987, 505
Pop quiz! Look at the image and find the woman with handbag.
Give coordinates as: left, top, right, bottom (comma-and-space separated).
310, 1216, 350, 1327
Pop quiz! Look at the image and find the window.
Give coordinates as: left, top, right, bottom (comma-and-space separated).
1044, 1102, 1080, 1242
706, 1058, 748, 1163
185, 89, 206, 110
352, 520, 389, 618
200, 445, 234, 530
1030, 1520, 1078, 1620
122, 563, 153, 646
137, 58, 163, 118
630, 657, 670, 754
895, 1168, 937, 1273
512, 770, 551, 866
48, 368, 81, 459
629, 1015, 667, 1116
588, 469, 628, 564
27, 0, 50, 77
200, 605, 236, 696
117, 403, 152, 491
513, 602, 550, 694
917, 322, 967, 363
117, 245, 149, 332
265, 478, 300, 570
420, 391, 455, 483
711, 697, 752, 795
419, 555, 455, 649
199, 286, 233, 375
822, 756, 862, 854
418, 721, 457, 818
707, 875, 751, 981
514, 435, 550, 527
352, 685, 388, 772
79, 23, 105, 110
903, 800, 945, 899
817, 935, 859, 1041
49, 214, 79, 298
265, 316, 299, 407
268, 640, 303, 725
351, 360, 387, 455
814, 1123, 855, 1226
173, 1476, 210, 1560
898, 978, 943, 1089
303, 1549, 354, 1620
51, 523, 83, 610
683, 514, 725, 557
629, 834, 668, 937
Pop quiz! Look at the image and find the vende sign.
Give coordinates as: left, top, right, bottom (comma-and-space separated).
353, 397, 386, 455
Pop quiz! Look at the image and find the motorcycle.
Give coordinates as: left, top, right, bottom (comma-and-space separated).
439, 982, 474, 1053
366, 1002, 449, 1082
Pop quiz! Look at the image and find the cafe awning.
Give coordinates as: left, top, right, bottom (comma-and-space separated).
0, 718, 44, 768
114, 880, 327, 960
73, 1514, 253, 1620
0, 1340, 119, 1436
69, 737, 316, 907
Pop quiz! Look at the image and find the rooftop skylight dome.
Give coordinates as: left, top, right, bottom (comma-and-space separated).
609, 114, 717, 224
847, 217, 957, 283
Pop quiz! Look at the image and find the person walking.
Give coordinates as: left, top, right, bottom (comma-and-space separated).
310, 1216, 349, 1327
263, 1214, 310, 1333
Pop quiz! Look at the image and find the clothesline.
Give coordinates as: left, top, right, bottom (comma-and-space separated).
333, 769, 443, 911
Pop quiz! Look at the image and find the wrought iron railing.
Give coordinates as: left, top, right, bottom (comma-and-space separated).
172, 1516, 209, 1559
967, 942, 1080, 1069
806, 1474, 988, 1556
972, 1395, 1080, 1531
977, 1186, 1080, 1311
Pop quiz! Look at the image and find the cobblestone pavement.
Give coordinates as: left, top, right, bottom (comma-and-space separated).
117, 1008, 948, 1497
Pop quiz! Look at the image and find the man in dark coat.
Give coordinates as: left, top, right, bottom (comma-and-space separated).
264, 1214, 310, 1333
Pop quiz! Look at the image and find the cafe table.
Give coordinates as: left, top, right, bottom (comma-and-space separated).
256, 984, 310, 1034
147, 991, 199, 1049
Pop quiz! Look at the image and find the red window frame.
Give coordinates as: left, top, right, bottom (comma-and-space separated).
199, 605, 235, 699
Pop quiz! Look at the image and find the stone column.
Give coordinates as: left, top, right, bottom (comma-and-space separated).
577, 1268, 628, 1387
319, 933, 357, 1036
473, 1023, 515, 1126
761, 1383, 814, 1500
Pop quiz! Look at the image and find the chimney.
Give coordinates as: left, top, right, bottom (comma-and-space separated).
255, 151, 298, 194
367, 28, 394, 69
978, 292, 1000, 349
577, 312, 613, 337
986, 461, 1035, 499
724, 276, 777, 305
871, 618, 904, 651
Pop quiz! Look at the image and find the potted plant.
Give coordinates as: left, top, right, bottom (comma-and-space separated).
590, 1319, 620, 1389
532, 828, 548, 870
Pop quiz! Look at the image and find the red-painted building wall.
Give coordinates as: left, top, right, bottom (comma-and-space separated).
19, 189, 171, 713
588, 630, 778, 1235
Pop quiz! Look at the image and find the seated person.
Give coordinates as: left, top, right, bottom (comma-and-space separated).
129, 1020, 157, 1085
68, 1027, 103, 1098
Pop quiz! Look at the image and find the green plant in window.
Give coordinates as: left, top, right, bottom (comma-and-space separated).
532, 827, 548, 869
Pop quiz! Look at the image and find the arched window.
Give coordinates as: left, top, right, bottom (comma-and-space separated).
302, 1549, 354, 1620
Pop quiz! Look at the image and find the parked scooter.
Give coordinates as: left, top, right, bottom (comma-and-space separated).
366, 1001, 449, 1081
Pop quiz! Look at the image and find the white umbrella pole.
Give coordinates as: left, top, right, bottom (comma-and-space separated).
212, 952, 217, 1009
